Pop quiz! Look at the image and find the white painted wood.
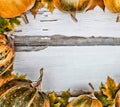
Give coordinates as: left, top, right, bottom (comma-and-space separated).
12, 7, 120, 93
13, 7, 120, 37
14, 46, 120, 92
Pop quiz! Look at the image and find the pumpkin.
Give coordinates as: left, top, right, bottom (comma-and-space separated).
53, 0, 105, 22
67, 94, 103, 107
0, 68, 50, 107
104, 0, 120, 13
115, 89, 120, 107
0, 0, 36, 18
0, 34, 15, 76
103, 0, 120, 21
67, 83, 103, 107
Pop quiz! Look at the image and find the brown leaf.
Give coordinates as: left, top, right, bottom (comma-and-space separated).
0, 66, 14, 87
101, 76, 118, 100
30, 1, 45, 18
87, 0, 105, 11
42, 0, 54, 12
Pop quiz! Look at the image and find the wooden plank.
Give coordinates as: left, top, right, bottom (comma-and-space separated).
14, 7, 120, 37
14, 35, 120, 51
14, 46, 120, 92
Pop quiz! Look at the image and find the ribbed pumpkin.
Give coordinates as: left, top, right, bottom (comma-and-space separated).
53, 0, 92, 21
67, 94, 103, 107
104, 0, 120, 13
115, 89, 120, 107
53, 0, 105, 21
0, 0, 36, 18
103, 0, 120, 21
53, 0, 91, 12
0, 34, 15, 76
0, 69, 50, 107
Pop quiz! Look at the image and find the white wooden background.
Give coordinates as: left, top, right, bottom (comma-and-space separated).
13, 7, 120, 92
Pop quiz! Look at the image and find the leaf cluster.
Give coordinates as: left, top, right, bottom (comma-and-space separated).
48, 90, 71, 107
0, 17, 20, 34
94, 76, 120, 107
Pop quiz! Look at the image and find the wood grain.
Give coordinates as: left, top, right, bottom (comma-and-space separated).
14, 35, 120, 51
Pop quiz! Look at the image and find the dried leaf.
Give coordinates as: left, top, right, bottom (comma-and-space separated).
95, 76, 120, 107
0, 65, 14, 87
0, 17, 20, 34
42, 0, 54, 12
0, 65, 26, 87
54, 103, 61, 107
13, 73, 26, 79
30, 1, 45, 18
94, 91, 114, 107
60, 89, 71, 107
48, 90, 70, 107
48, 91, 58, 107
87, 0, 105, 11
101, 76, 118, 100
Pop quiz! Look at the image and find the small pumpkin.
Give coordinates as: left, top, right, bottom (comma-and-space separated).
0, 34, 15, 76
104, 0, 120, 13
0, 68, 50, 107
103, 0, 120, 21
115, 89, 120, 107
53, 0, 105, 22
67, 83, 103, 107
0, 0, 36, 18
67, 94, 103, 107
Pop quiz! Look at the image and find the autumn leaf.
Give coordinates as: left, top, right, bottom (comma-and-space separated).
0, 17, 20, 34
94, 91, 114, 107
30, 0, 45, 18
0, 65, 14, 87
87, 0, 105, 11
94, 76, 120, 107
48, 91, 58, 107
101, 76, 119, 100
42, 0, 54, 12
0, 65, 26, 87
59, 89, 71, 107
48, 90, 71, 107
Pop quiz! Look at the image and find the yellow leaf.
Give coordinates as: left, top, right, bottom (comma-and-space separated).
42, 0, 54, 12
30, 1, 45, 18
48, 90, 70, 107
101, 76, 118, 100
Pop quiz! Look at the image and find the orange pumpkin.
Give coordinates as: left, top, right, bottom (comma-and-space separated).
104, 0, 120, 13
115, 89, 120, 107
103, 0, 120, 21
67, 94, 103, 107
53, 0, 105, 22
0, 0, 36, 18
0, 34, 15, 76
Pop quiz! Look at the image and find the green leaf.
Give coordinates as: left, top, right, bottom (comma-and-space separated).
94, 91, 114, 107
101, 76, 119, 100
48, 90, 71, 107
60, 89, 71, 107
95, 76, 120, 107
0, 17, 21, 34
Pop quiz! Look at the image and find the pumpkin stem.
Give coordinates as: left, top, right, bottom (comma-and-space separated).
88, 83, 94, 91
116, 14, 120, 22
31, 68, 44, 90
88, 83, 97, 98
21, 13, 29, 24
70, 12, 78, 22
